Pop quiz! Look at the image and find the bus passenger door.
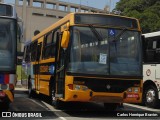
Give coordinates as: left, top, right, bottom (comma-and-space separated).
35, 42, 42, 92
55, 33, 65, 98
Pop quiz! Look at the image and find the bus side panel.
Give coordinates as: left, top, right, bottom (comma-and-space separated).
39, 75, 50, 96
143, 64, 160, 99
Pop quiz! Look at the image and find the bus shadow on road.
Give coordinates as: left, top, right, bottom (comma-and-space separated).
37, 94, 126, 118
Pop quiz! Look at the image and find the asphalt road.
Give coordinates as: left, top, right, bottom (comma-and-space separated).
1, 87, 160, 120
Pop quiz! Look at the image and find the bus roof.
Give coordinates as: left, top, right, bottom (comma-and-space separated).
32, 12, 140, 41
143, 31, 160, 38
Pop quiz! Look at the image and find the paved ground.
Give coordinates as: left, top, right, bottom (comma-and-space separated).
1, 81, 159, 120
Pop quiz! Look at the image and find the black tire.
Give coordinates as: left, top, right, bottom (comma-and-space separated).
28, 87, 34, 98
52, 99, 63, 109
50, 87, 56, 104
49, 77, 63, 109
49, 77, 55, 104
28, 76, 36, 98
28, 86, 37, 98
104, 103, 118, 111
50, 86, 63, 109
144, 85, 160, 108
0, 102, 10, 111
28, 76, 32, 98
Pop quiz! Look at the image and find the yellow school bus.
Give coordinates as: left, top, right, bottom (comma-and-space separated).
24, 13, 143, 110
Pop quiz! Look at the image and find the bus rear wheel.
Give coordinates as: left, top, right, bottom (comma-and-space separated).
104, 103, 118, 111
28, 76, 36, 98
28, 86, 34, 98
144, 85, 160, 108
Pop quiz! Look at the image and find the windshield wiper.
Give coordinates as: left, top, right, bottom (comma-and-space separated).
111, 27, 127, 42
88, 24, 102, 43
110, 27, 127, 54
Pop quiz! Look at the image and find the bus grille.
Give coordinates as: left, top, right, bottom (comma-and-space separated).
74, 77, 140, 93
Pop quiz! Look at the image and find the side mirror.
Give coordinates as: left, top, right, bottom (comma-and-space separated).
17, 24, 22, 41
17, 17, 23, 43
61, 31, 70, 48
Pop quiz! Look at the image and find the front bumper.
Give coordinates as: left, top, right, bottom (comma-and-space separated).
64, 88, 142, 103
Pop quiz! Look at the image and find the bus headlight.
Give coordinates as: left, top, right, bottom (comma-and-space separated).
128, 88, 132, 92
82, 86, 88, 91
134, 88, 139, 93
75, 85, 81, 90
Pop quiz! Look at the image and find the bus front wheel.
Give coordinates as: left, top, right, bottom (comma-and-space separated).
50, 86, 63, 109
52, 99, 63, 109
144, 85, 160, 108
104, 103, 118, 111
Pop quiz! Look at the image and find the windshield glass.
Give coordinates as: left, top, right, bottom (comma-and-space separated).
0, 18, 16, 71
68, 26, 141, 76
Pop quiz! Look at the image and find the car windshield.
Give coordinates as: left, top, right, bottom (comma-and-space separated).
0, 18, 16, 71
67, 26, 142, 76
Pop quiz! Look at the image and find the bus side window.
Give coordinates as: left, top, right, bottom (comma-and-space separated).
51, 31, 59, 57
31, 41, 38, 61
146, 39, 155, 62
145, 38, 160, 63
23, 46, 26, 61
43, 32, 52, 59
157, 39, 160, 48
156, 39, 160, 62
43, 31, 57, 59
25, 45, 30, 62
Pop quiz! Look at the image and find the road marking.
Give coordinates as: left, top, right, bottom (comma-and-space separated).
25, 98, 68, 120
41, 101, 68, 120
14, 94, 28, 98
124, 103, 160, 112
28, 98, 49, 110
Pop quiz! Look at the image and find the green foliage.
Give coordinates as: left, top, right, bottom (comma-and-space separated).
115, 0, 160, 33
17, 65, 22, 80
17, 65, 27, 81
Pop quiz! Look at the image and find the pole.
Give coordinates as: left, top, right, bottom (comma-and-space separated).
109, 0, 111, 14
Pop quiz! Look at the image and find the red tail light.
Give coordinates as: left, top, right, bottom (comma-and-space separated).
9, 84, 14, 90
68, 84, 73, 90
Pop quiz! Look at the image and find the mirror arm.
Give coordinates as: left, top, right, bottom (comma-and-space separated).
56, 65, 64, 73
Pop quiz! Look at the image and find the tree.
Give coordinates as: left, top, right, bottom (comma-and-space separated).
114, 0, 160, 33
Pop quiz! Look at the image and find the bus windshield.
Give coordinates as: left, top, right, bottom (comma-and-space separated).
68, 26, 142, 76
0, 18, 16, 72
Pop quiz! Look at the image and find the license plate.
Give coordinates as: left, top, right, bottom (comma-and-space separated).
127, 94, 139, 98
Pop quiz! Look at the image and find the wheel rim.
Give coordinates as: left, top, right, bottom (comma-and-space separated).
146, 89, 155, 103
51, 90, 55, 101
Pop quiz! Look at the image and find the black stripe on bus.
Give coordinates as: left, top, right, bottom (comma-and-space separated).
67, 72, 143, 79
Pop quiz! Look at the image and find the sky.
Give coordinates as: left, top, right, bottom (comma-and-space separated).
60, 0, 120, 11
4, 0, 120, 11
